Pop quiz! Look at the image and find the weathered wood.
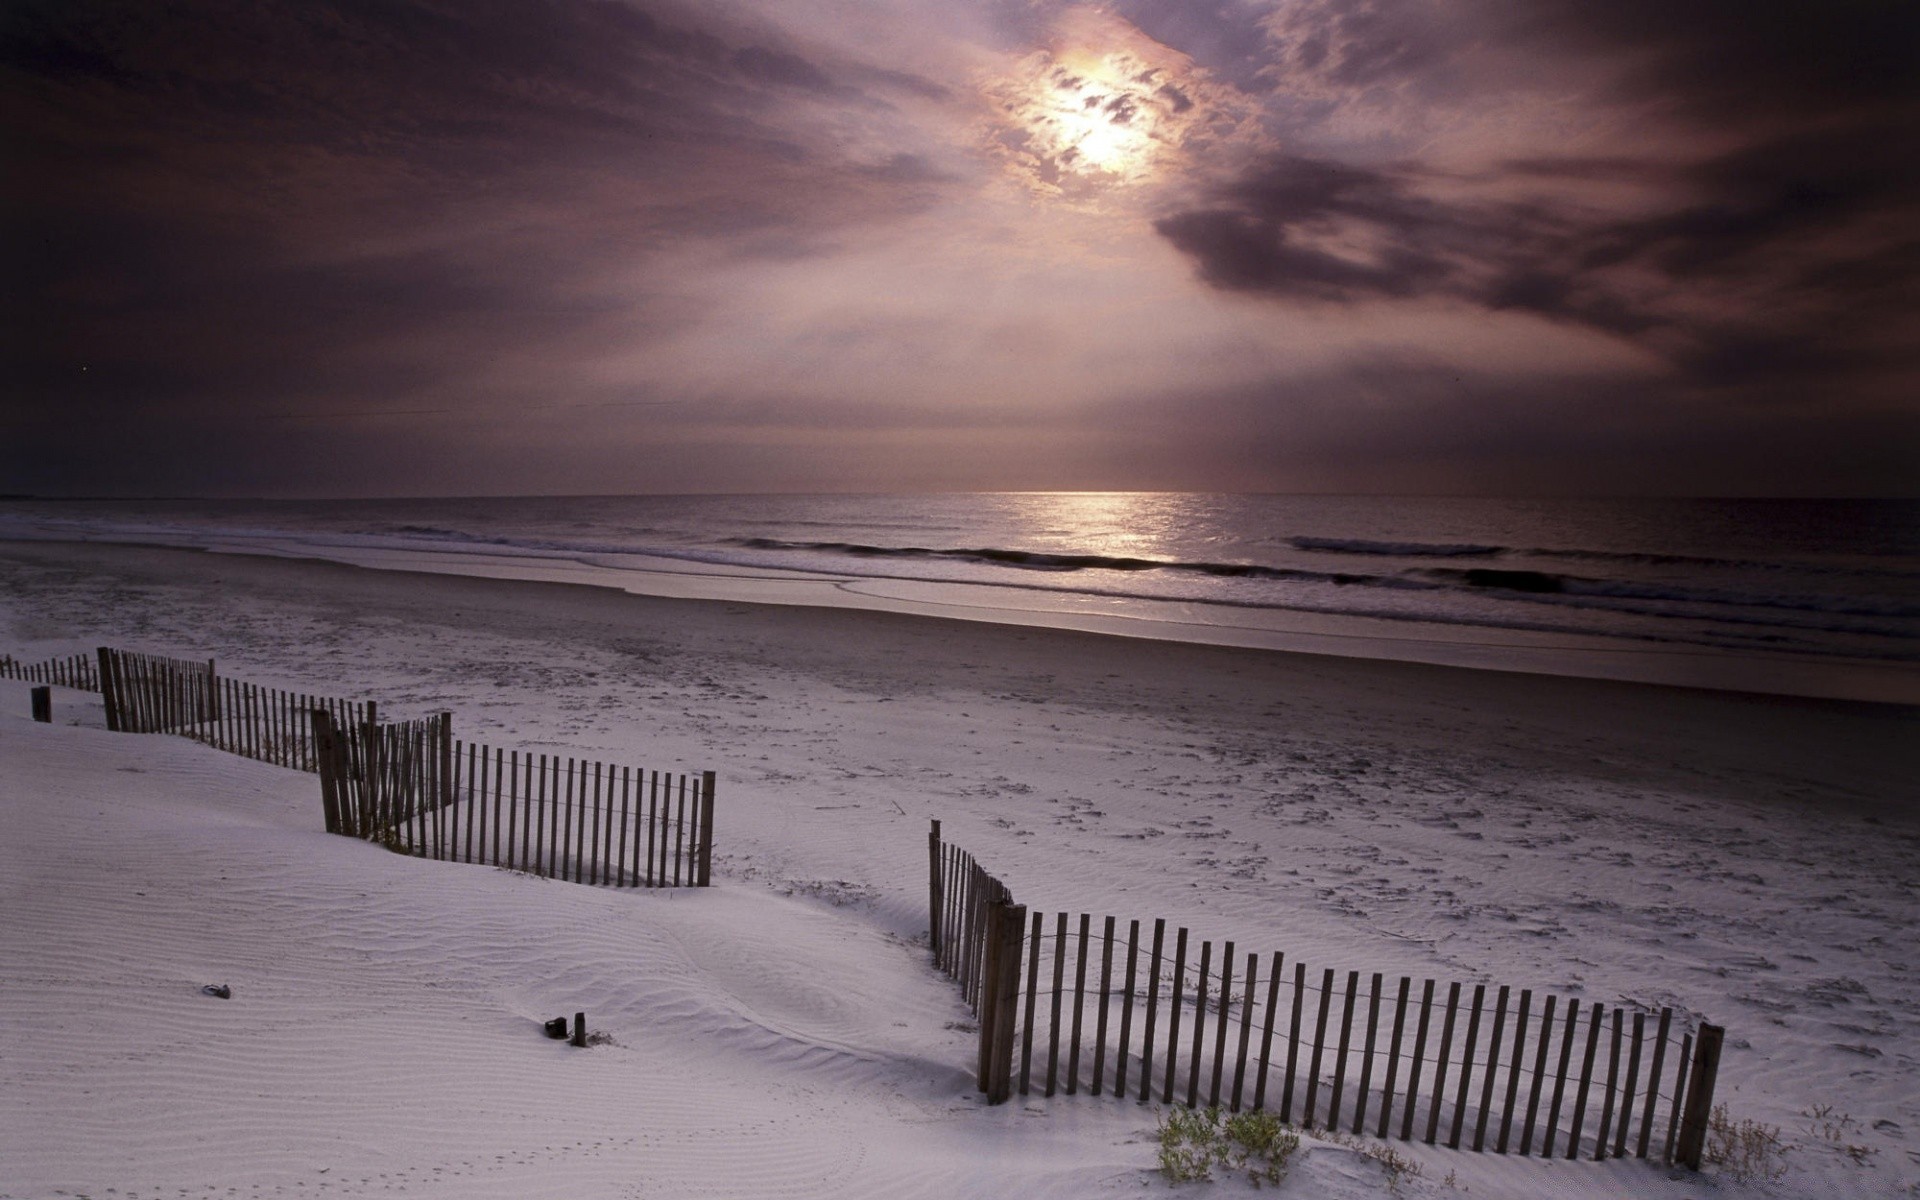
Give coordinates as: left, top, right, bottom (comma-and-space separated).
1638, 1008, 1672, 1159
1450, 983, 1485, 1149
1092, 915, 1115, 1096
1675, 1024, 1723, 1171
1116, 919, 1140, 1100
1521, 994, 1555, 1156
1186, 939, 1211, 1107
1543, 997, 1579, 1157
1664, 1032, 1692, 1166
1596, 1007, 1623, 1160
1067, 913, 1090, 1095
1253, 952, 1282, 1112
1162, 926, 1187, 1104
311, 710, 342, 833
1305, 968, 1334, 1129
674, 773, 688, 886
985, 901, 1026, 1103
1281, 961, 1306, 1123
1618, 1010, 1645, 1158
1474, 985, 1508, 1151
1231, 952, 1257, 1112
1498, 989, 1530, 1153
977, 899, 1006, 1089
1355, 972, 1382, 1135
1210, 943, 1235, 1109
533, 753, 549, 877
1328, 969, 1358, 1132
1426, 981, 1461, 1145
1401, 979, 1433, 1139
30, 686, 51, 723
1381, 976, 1411, 1139
1045, 911, 1067, 1096
1021, 909, 1042, 1095
928, 820, 944, 965
1568, 1000, 1605, 1160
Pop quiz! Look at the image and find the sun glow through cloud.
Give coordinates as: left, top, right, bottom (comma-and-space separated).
983, 7, 1258, 200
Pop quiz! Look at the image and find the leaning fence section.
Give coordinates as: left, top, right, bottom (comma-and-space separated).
311, 708, 714, 888
59, 646, 717, 891
928, 822, 1724, 1171
94, 645, 370, 770
0, 651, 100, 692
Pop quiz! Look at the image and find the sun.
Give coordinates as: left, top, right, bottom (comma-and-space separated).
982, 7, 1257, 200
1025, 50, 1161, 180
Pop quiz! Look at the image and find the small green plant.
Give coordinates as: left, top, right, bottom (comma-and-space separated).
1704, 1104, 1789, 1184
1156, 1107, 1299, 1186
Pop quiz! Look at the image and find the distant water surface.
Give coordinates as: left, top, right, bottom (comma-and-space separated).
5, 494, 1916, 701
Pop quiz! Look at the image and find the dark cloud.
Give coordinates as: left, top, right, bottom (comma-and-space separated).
1151, 2, 1920, 404
0, 0, 953, 447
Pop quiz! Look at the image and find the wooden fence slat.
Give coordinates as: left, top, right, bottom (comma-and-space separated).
1638, 1008, 1672, 1159
1021, 909, 1042, 1095
1596, 1007, 1623, 1161
1380, 976, 1410, 1139
675, 774, 689, 887
1498, 989, 1530, 1153
1303, 968, 1334, 1128
1355, 972, 1381, 1136
1116, 919, 1140, 1100
1210, 943, 1235, 1109
1186, 939, 1211, 1108
1450, 983, 1485, 1149
1543, 998, 1579, 1157
1664, 1032, 1692, 1166
1045, 911, 1067, 1096
618, 766, 633, 886
1281, 961, 1305, 1123
1092, 916, 1115, 1096
1474, 985, 1508, 1151
1253, 952, 1282, 1112
1426, 981, 1461, 1145
1568, 999, 1604, 1160
1521, 994, 1555, 1156
1067, 913, 1089, 1095
1617, 1011, 1645, 1158
1231, 952, 1257, 1112
1162, 927, 1187, 1105
1138, 918, 1163, 1103
1328, 969, 1357, 1132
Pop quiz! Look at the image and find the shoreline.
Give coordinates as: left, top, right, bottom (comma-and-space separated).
5, 531, 1917, 705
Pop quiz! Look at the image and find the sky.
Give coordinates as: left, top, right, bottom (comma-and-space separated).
2, 0, 1916, 498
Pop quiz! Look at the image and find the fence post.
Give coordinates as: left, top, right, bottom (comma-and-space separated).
311, 709, 343, 834
439, 712, 454, 812
928, 820, 944, 966
977, 898, 1024, 1103
96, 648, 121, 732
697, 770, 717, 886
1674, 1024, 1723, 1170
30, 686, 52, 723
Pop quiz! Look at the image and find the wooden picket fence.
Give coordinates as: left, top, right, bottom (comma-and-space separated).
64, 646, 716, 889
94, 646, 371, 769
312, 709, 714, 887
0, 651, 100, 692
930, 822, 1725, 1171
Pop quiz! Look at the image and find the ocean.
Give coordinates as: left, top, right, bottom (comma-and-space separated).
4, 494, 1916, 702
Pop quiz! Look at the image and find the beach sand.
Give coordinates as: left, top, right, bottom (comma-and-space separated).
2, 539, 1916, 1198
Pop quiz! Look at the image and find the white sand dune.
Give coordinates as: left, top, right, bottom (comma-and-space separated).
2, 540, 1916, 1198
